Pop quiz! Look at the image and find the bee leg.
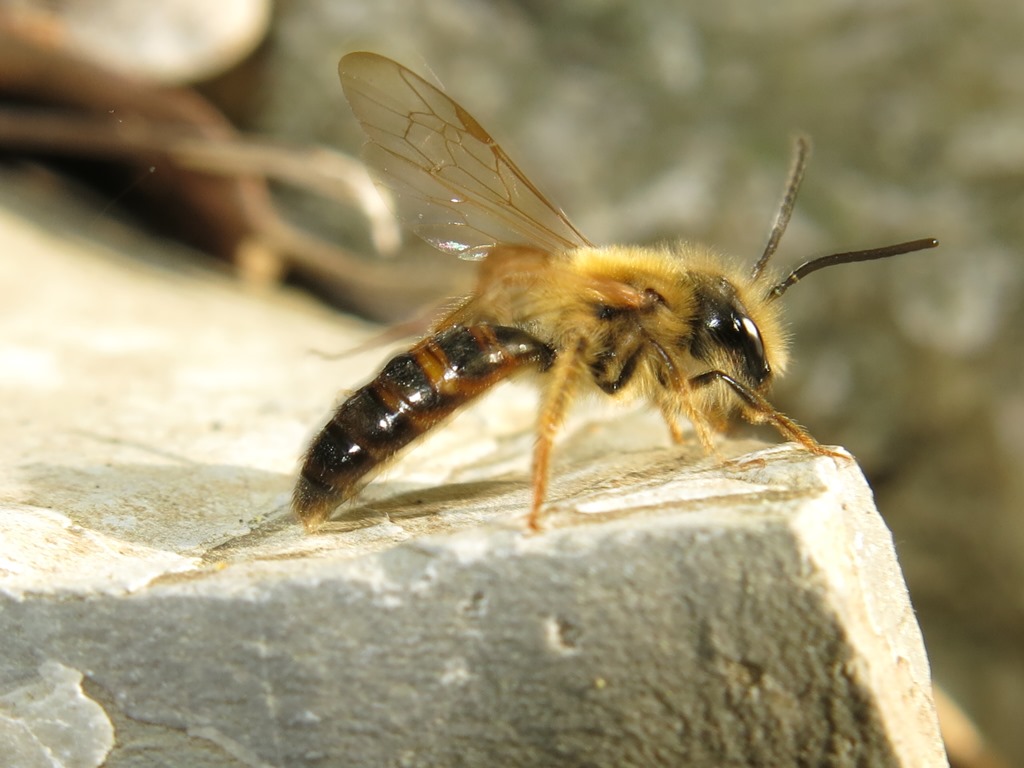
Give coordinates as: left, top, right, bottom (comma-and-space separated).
657, 400, 688, 444
677, 391, 723, 460
658, 396, 721, 458
528, 336, 587, 532
687, 370, 848, 460
649, 337, 720, 456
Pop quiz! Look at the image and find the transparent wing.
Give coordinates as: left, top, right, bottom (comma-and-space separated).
339, 52, 593, 260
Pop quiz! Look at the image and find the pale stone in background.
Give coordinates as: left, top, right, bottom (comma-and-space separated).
2, 0, 272, 83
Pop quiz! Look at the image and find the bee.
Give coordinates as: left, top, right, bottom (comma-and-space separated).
293, 51, 937, 532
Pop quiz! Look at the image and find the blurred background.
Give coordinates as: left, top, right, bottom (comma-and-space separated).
0, 1, 1020, 763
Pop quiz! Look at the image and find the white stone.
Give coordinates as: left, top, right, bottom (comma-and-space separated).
0, 189, 946, 766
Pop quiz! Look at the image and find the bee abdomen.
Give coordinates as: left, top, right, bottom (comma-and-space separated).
293, 324, 553, 529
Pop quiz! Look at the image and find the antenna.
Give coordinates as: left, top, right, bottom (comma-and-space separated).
750, 135, 811, 282
767, 238, 939, 300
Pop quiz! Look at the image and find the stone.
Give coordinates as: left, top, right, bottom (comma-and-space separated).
0, 184, 945, 766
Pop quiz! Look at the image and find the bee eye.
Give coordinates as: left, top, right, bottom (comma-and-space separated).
690, 281, 771, 387
738, 315, 765, 365
713, 310, 769, 386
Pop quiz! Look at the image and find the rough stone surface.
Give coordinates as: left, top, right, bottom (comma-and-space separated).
250, 7, 1024, 761
0, 184, 945, 766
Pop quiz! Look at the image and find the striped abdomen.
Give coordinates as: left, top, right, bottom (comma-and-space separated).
293, 324, 554, 529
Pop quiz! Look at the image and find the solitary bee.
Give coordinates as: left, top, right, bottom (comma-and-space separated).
293, 52, 937, 532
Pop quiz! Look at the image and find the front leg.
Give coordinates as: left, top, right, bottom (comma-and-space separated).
687, 370, 847, 459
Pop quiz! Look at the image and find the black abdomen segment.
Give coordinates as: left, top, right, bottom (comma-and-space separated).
293, 324, 554, 529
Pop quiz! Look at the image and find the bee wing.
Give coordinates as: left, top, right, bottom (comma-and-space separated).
339, 52, 593, 260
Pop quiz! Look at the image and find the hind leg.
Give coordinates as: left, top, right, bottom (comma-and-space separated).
527, 336, 586, 532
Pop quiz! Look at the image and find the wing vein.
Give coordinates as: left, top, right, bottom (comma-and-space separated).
339, 52, 593, 259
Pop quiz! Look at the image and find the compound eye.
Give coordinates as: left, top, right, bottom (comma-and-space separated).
737, 315, 765, 365
731, 312, 770, 386
690, 280, 772, 387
